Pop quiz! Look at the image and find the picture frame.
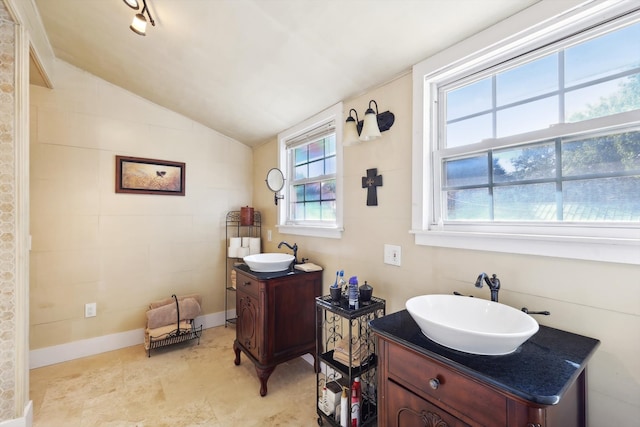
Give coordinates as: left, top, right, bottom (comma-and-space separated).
115, 155, 186, 196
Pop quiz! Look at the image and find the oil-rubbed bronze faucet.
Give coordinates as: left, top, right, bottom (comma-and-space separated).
474, 273, 501, 302
277, 241, 298, 264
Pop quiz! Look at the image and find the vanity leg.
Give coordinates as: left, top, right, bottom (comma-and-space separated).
233, 339, 241, 365
256, 365, 275, 397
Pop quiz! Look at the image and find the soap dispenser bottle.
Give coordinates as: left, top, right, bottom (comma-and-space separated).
340, 386, 349, 427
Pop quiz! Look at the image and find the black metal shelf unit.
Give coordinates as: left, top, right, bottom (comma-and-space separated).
224, 210, 261, 326
315, 295, 385, 426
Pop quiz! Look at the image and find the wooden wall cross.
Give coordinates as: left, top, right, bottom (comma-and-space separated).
362, 168, 383, 206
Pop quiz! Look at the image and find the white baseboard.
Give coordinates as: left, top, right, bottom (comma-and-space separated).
29, 311, 231, 369
0, 401, 32, 427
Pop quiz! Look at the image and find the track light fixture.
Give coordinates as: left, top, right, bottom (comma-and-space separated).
123, 0, 139, 9
343, 100, 395, 146
124, 0, 155, 36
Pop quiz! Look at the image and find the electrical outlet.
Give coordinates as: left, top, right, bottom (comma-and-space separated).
85, 302, 97, 318
384, 244, 401, 266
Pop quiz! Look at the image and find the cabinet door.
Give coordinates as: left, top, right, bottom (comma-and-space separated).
387, 381, 469, 427
270, 274, 320, 359
237, 292, 260, 360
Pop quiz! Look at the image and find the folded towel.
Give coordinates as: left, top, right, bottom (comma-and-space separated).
146, 297, 201, 329
332, 348, 365, 367
332, 337, 369, 367
148, 293, 202, 310
294, 263, 323, 272
144, 320, 193, 349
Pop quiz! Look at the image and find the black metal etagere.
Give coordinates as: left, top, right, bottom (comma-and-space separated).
315, 295, 385, 426
224, 210, 261, 326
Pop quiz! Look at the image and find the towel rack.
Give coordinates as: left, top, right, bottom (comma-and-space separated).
147, 294, 203, 357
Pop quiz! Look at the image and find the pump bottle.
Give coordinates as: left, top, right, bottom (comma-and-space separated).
340, 386, 348, 427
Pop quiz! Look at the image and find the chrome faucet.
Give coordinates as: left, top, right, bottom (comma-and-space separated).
474, 273, 500, 302
277, 241, 298, 264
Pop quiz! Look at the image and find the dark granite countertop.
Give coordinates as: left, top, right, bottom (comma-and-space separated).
234, 263, 310, 280
370, 309, 600, 406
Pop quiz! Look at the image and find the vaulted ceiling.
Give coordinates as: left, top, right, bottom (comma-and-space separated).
33, 0, 539, 146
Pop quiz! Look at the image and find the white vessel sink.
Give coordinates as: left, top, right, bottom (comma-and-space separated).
243, 253, 294, 272
406, 294, 539, 355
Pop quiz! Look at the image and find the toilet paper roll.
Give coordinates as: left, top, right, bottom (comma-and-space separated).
241, 237, 250, 248
228, 246, 239, 258
237, 247, 250, 258
249, 237, 261, 255
229, 237, 241, 248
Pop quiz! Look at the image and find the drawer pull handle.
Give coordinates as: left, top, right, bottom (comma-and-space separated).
429, 378, 440, 390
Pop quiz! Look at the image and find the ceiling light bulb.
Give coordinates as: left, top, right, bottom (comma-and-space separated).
123, 0, 139, 10
130, 13, 147, 36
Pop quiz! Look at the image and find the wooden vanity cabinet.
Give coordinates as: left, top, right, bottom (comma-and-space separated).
377, 336, 587, 427
233, 267, 322, 396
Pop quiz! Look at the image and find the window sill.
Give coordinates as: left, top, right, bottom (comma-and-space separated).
277, 224, 344, 239
411, 228, 640, 265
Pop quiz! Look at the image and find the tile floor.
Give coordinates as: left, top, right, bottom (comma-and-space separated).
30, 325, 319, 426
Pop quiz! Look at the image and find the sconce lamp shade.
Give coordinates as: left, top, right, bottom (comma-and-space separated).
343, 100, 394, 146
123, 0, 140, 9
130, 13, 148, 35
343, 109, 361, 146
360, 100, 382, 141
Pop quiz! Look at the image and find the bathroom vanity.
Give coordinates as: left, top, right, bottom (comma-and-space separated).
233, 264, 322, 396
370, 310, 600, 427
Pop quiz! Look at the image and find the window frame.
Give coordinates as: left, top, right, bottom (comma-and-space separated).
411, 0, 640, 264
276, 103, 344, 239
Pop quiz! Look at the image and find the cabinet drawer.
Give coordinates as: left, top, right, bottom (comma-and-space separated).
387, 342, 506, 426
236, 273, 260, 297
387, 380, 470, 427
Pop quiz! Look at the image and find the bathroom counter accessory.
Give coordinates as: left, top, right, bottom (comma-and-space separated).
370, 309, 600, 426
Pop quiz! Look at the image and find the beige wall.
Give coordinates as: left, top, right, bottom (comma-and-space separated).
252, 74, 640, 425
29, 59, 253, 349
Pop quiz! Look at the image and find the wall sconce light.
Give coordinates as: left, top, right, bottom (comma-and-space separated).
343, 100, 395, 146
123, 0, 155, 36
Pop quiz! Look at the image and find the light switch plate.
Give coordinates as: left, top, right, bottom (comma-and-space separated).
85, 302, 97, 318
384, 244, 401, 266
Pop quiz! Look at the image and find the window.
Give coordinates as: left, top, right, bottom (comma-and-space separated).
277, 103, 344, 238
290, 134, 336, 222
412, 2, 640, 264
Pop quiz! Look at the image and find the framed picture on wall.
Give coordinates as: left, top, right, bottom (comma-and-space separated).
115, 155, 186, 196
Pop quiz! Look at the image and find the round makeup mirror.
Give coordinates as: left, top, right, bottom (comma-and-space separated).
266, 168, 285, 192
265, 168, 285, 205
